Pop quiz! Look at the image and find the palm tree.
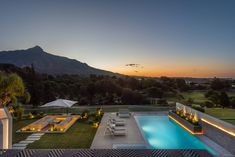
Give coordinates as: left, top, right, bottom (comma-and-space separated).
0, 72, 29, 106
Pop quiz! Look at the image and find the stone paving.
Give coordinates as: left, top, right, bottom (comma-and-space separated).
91, 112, 147, 149
12, 133, 45, 149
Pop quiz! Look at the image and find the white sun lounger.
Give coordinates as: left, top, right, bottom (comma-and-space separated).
109, 116, 125, 122
118, 109, 130, 118
109, 119, 125, 126
111, 129, 126, 136
107, 123, 126, 131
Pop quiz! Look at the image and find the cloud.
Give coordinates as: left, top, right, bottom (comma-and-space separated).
125, 64, 140, 67
125, 64, 144, 73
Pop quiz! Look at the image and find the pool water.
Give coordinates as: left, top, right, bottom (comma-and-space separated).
135, 116, 216, 155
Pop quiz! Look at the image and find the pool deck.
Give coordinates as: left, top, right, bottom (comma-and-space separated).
91, 112, 234, 156
91, 112, 147, 149
91, 112, 167, 149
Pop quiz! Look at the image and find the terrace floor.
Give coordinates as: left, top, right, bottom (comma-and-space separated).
91, 112, 147, 149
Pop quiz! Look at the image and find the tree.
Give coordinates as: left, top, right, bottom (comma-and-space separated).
175, 78, 188, 91
147, 87, 163, 98
205, 90, 220, 105
0, 72, 29, 106
210, 78, 230, 90
230, 97, 235, 108
219, 92, 230, 108
87, 83, 96, 105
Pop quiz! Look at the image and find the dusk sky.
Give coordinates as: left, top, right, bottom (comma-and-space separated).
0, 0, 235, 78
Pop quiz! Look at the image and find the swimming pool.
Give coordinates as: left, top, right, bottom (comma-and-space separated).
135, 115, 216, 155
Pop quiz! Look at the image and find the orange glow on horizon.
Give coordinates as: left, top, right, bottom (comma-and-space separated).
109, 67, 235, 78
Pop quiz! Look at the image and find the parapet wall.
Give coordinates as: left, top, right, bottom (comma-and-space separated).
176, 103, 235, 154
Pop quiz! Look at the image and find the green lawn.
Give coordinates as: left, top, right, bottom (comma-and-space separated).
205, 108, 235, 125
181, 91, 207, 103
168, 91, 235, 104
166, 91, 208, 104
27, 121, 97, 149
228, 92, 235, 97
13, 119, 36, 144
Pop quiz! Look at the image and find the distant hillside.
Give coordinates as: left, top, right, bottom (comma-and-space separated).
0, 46, 122, 76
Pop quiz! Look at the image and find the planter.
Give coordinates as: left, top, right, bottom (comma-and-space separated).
168, 111, 202, 133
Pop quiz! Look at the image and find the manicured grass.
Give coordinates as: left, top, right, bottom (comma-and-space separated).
205, 108, 235, 125
12, 119, 36, 144
181, 91, 207, 103
168, 91, 235, 104
223, 120, 235, 125
27, 121, 97, 149
228, 91, 235, 97
205, 108, 235, 118
166, 91, 208, 104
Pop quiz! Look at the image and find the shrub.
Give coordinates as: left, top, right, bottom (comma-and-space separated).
191, 104, 205, 112
81, 110, 89, 120
157, 99, 168, 105
28, 112, 35, 119
38, 112, 46, 118
187, 98, 194, 104
16, 105, 24, 120
204, 101, 214, 108
31, 110, 38, 115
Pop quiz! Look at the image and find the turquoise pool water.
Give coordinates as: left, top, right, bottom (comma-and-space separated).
135, 116, 216, 155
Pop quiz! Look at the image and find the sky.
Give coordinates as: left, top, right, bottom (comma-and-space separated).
0, 0, 235, 78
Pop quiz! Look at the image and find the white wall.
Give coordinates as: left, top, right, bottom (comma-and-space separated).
0, 107, 12, 149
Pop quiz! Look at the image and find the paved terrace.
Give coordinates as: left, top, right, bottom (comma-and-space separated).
91, 112, 147, 149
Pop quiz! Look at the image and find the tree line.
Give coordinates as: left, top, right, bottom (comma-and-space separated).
0, 64, 234, 108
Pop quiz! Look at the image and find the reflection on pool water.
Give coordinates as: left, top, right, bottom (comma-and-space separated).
135, 116, 216, 155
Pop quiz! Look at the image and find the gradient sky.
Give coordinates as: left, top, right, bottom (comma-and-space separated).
0, 0, 235, 78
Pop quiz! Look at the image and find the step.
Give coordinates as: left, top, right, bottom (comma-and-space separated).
12, 143, 28, 147
20, 140, 35, 144
26, 137, 41, 141
33, 133, 45, 136
29, 134, 43, 137
12, 146, 26, 149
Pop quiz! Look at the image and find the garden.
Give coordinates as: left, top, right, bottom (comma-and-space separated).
13, 108, 103, 148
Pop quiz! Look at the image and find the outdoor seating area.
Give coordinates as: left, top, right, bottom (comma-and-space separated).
17, 115, 80, 133
105, 116, 127, 136
91, 112, 147, 149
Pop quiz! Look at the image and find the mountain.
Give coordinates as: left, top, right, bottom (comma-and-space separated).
0, 46, 121, 76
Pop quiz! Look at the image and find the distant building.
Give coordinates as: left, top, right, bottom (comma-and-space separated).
148, 98, 160, 105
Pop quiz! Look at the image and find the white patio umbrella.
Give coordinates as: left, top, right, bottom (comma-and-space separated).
40, 99, 77, 114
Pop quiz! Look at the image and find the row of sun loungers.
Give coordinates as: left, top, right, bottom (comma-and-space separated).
104, 109, 131, 136
105, 117, 127, 136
